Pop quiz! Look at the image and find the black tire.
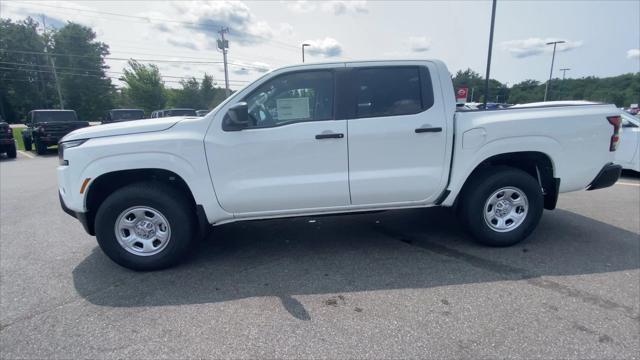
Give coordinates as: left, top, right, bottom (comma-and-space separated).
6, 143, 16, 158
459, 166, 543, 247
35, 140, 47, 155
23, 137, 32, 151
95, 182, 197, 271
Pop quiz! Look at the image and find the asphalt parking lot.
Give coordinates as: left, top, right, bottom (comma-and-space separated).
1, 152, 639, 359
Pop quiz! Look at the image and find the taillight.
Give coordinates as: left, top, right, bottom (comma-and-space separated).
6, 127, 12, 135
607, 115, 621, 152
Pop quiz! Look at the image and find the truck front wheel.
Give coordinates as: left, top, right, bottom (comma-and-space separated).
460, 167, 543, 247
95, 182, 197, 271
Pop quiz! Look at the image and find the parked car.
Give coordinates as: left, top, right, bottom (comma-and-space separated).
196, 109, 209, 117
0, 117, 17, 159
151, 108, 197, 118
23, 110, 89, 155
616, 112, 640, 172
103, 109, 145, 124
58, 60, 622, 270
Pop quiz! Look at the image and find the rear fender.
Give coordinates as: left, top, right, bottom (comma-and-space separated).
442, 136, 562, 206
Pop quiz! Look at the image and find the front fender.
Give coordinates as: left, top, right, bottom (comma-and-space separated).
62, 150, 231, 224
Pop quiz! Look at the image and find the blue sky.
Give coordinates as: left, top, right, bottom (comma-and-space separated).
1, 0, 638, 89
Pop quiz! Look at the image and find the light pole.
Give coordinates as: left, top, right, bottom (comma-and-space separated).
560, 67, 570, 80
483, 0, 497, 108
301, 43, 310, 63
543, 40, 565, 101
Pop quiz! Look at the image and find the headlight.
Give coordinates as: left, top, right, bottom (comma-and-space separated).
58, 139, 87, 166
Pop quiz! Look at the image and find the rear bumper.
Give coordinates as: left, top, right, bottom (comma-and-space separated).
587, 163, 622, 191
0, 138, 15, 146
59, 192, 94, 235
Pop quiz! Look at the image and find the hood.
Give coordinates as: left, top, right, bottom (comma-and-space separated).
61, 116, 188, 142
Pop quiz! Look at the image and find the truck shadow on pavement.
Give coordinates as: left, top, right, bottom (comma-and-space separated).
72, 207, 640, 321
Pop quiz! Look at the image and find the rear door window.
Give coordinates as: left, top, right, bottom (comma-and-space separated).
354, 66, 433, 118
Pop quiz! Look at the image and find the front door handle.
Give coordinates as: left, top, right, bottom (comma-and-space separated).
415, 127, 442, 133
315, 133, 344, 140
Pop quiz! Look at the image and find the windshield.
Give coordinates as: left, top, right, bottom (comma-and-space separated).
165, 109, 196, 117
109, 110, 145, 121
33, 111, 77, 122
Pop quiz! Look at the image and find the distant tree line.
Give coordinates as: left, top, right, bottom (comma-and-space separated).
0, 18, 229, 123
453, 69, 640, 106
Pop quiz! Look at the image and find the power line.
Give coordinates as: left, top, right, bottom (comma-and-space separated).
0, 61, 249, 82
0, 49, 269, 70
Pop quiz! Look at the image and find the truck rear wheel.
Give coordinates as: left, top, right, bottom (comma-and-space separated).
95, 182, 197, 271
35, 140, 47, 155
459, 166, 543, 247
23, 137, 32, 151
6, 143, 16, 158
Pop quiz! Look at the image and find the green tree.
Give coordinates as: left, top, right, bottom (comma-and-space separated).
51, 22, 113, 121
168, 77, 201, 108
0, 18, 54, 122
452, 68, 508, 103
120, 60, 166, 114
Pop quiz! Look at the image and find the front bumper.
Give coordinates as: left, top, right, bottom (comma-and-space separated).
587, 163, 622, 191
59, 192, 94, 235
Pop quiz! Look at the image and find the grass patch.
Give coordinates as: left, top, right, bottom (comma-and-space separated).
11, 127, 57, 152
12, 127, 27, 151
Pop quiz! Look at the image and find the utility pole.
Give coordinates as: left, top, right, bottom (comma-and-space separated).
483, 0, 497, 108
302, 43, 310, 63
543, 40, 565, 102
560, 67, 570, 80
42, 15, 64, 109
470, 87, 475, 102
217, 27, 230, 98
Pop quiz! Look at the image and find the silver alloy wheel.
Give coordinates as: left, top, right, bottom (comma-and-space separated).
114, 206, 171, 256
483, 186, 529, 233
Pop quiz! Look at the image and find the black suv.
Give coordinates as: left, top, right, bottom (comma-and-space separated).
0, 116, 17, 159
102, 109, 145, 124
22, 110, 89, 155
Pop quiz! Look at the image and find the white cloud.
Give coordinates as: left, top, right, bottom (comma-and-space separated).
501, 38, 583, 58
322, 1, 369, 15
232, 61, 270, 75
407, 36, 431, 52
303, 37, 343, 57
288, 0, 368, 15
2, 1, 100, 30
287, 0, 317, 13
627, 48, 640, 59
149, 1, 292, 50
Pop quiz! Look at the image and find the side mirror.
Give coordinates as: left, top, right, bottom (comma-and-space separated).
222, 102, 250, 131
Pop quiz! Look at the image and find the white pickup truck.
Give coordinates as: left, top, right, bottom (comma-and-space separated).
58, 60, 623, 270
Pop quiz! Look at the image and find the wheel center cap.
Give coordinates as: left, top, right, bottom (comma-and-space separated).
495, 200, 512, 217
134, 220, 156, 239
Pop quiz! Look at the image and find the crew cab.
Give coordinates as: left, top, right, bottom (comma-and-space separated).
0, 118, 17, 159
57, 60, 623, 270
102, 109, 145, 124
150, 108, 197, 118
23, 110, 89, 155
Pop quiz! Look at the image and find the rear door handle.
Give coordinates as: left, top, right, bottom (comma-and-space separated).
315, 133, 344, 139
415, 127, 442, 133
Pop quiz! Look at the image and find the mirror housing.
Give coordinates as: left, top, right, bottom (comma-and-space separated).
222, 102, 250, 131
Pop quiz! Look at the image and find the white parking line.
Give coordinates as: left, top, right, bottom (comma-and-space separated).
17, 150, 34, 159
616, 181, 640, 187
